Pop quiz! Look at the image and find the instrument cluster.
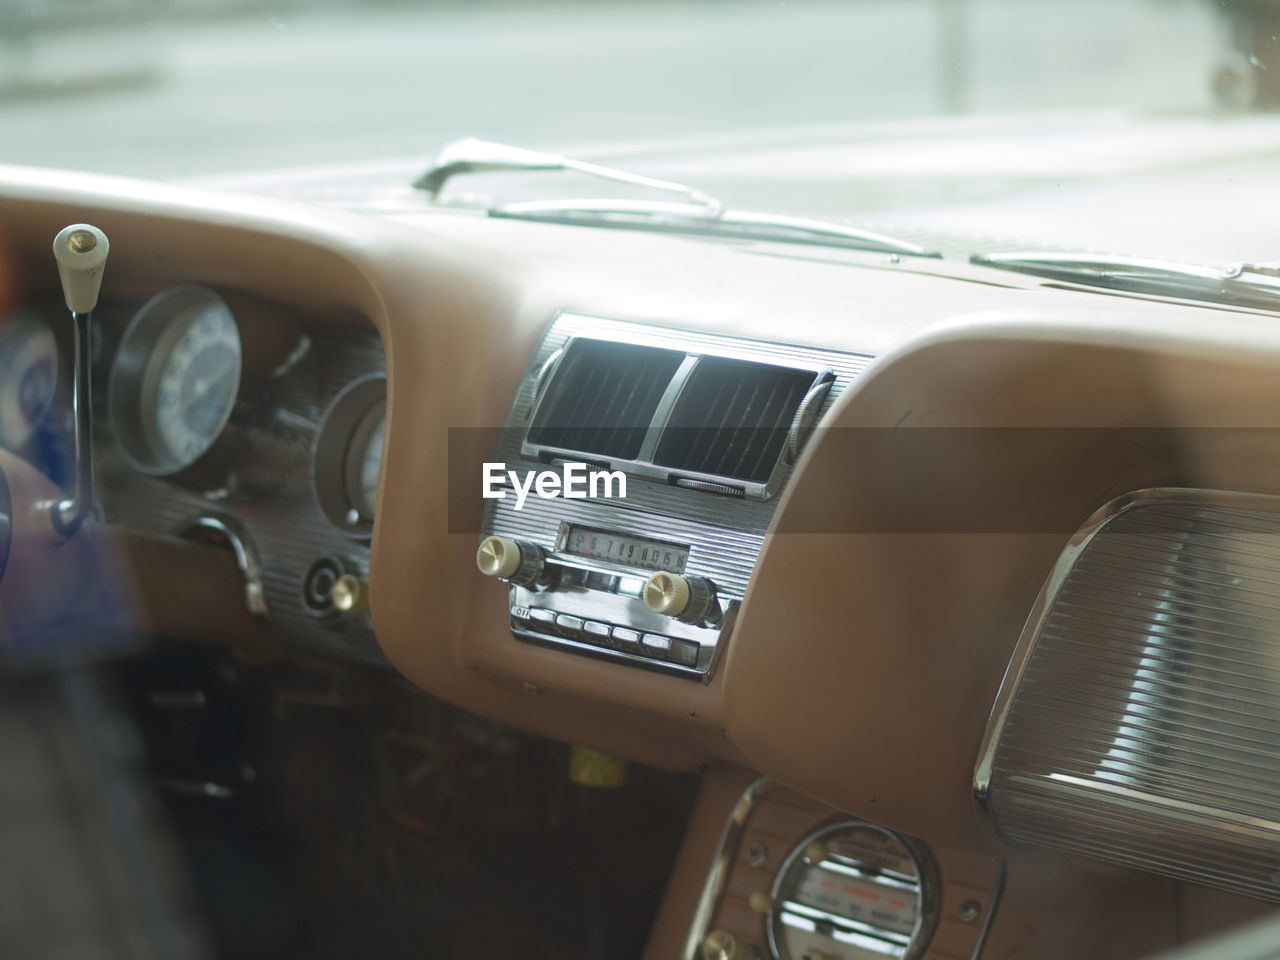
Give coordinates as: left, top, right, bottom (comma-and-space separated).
0, 286, 389, 664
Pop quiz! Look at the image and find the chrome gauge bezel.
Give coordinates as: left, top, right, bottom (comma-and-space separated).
108, 286, 243, 477
766, 818, 939, 960
312, 373, 386, 540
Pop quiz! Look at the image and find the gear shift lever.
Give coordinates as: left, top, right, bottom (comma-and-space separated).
50, 223, 108, 537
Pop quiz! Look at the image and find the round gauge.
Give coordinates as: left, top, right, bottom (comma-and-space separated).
313, 374, 387, 539
766, 820, 937, 960
108, 286, 242, 476
0, 314, 58, 449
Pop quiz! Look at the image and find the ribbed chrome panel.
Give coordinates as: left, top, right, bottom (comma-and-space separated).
976, 490, 1280, 901
98, 324, 387, 666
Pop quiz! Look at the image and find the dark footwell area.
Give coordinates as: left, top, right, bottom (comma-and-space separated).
2, 647, 698, 960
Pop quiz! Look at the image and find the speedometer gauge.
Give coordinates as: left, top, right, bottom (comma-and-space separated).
0, 314, 58, 450
767, 820, 937, 960
109, 286, 242, 476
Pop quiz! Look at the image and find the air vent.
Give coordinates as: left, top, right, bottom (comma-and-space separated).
527, 338, 683, 460
653, 357, 816, 483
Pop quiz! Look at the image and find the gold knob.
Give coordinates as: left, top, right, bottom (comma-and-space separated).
476, 536, 522, 578
330, 574, 368, 614
642, 571, 691, 615
804, 841, 829, 864
748, 891, 773, 915
701, 929, 738, 960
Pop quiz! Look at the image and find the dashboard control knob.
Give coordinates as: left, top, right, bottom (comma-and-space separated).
475, 536, 545, 586
642, 571, 721, 625
748, 891, 773, 915
643, 571, 689, 615
477, 536, 523, 578
701, 929, 738, 960
53, 223, 109, 315
330, 574, 368, 615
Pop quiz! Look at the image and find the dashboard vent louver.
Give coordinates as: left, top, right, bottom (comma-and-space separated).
654, 357, 815, 483
526, 338, 683, 460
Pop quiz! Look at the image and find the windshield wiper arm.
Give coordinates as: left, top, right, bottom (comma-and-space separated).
412, 137, 937, 257
971, 251, 1280, 309
490, 198, 937, 257
412, 137, 723, 215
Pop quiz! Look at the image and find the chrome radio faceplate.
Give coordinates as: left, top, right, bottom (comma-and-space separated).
480, 312, 872, 680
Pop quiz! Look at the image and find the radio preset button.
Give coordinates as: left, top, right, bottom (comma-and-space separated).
611, 627, 640, 645
641, 634, 672, 654
583, 621, 612, 640
670, 639, 699, 667
528, 608, 557, 625
554, 614, 584, 635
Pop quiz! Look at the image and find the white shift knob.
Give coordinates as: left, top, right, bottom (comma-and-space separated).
53, 224, 109, 314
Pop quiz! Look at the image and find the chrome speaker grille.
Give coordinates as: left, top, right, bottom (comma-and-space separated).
976, 491, 1280, 901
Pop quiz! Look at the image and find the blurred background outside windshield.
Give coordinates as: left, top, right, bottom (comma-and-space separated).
0, 0, 1245, 179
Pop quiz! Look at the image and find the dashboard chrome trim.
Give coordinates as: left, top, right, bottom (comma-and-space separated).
974, 487, 1280, 901
682, 777, 776, 960
172, 513, 268, 618
969, 861, 1006, 960
971, 491, 1135, 812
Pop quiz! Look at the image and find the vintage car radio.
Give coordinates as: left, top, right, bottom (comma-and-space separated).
477, 312, 871, 680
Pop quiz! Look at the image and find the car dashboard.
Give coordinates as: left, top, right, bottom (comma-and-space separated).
4, 162, 1280, 960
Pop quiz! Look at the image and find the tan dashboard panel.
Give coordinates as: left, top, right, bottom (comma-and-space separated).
0, 169, 750, 767
725, 308, 1280, 854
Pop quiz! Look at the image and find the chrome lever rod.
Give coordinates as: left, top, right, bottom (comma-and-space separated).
51, 224, 109, 539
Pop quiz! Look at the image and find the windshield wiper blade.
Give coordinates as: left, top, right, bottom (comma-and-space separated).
490, 198, 937, 257
412, 137, 723, 214
971, 251, 1280, 309
412, 137, 937, 257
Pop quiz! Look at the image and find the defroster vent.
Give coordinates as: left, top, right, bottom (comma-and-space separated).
527, 338, 683, 460
654, 357, 816, 483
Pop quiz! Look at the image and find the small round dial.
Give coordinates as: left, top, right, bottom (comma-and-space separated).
0, 315, 57, 449
109, 287, 243, 476
767, 820, 936, 960
312, 373, 387, 539
345, 404, 385, 523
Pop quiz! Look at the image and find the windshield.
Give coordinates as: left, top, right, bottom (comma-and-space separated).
1, 0, 1263, 254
